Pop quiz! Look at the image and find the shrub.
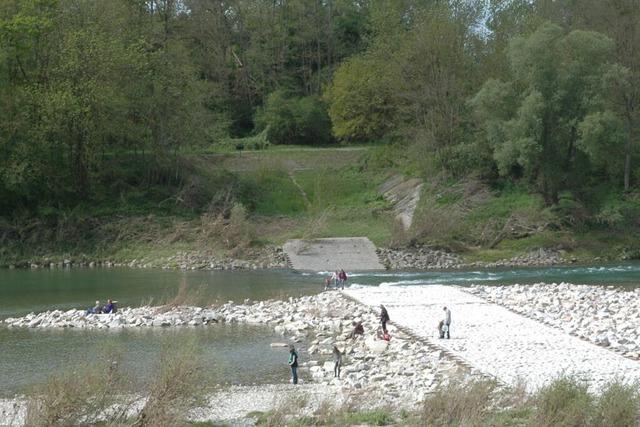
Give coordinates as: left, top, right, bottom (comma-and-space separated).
25, 348, 134, 426
532, 377, 593, 427
593, 381, 640, 427
136, 341, 204, 426
419, 377, 498, 426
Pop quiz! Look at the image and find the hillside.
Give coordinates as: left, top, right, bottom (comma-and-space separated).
1, 145, 638, 269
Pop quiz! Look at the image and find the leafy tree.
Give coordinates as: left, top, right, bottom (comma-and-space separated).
470, 23, 623, 203
256, 90, 332, 145
325, 49, 397, 141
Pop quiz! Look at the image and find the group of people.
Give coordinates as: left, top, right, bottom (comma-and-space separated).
86, 299, 117, 314
324, 269, 348, 290
286, 304, 453, 384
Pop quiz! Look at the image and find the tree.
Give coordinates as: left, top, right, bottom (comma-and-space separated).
325, 49, 397, 141
469, 23, 623, 203
256, 90, 332, 145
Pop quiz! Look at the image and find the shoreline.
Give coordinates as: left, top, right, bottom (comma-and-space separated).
4, 282, 640, 424
1, 245, 611, 272
1, 291, 470, 425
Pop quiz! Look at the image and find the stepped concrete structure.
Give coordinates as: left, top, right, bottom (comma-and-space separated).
283, 237, 384, 271
379, 175, 423, 230
345, 285, 640, 391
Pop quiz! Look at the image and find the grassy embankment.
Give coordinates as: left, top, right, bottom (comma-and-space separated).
1, 144, 639, 267
251, 376, 639, 426
0, 146, 394, 267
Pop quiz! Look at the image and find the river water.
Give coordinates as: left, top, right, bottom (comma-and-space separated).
1, 264, 639, 396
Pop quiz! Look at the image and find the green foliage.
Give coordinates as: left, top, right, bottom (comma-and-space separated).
578, 111, 627, 177
343, 409, 394, 425
325, 51, 397, 141
256, 91, 333, 145
593, 381, 640, 427
532, 377, 593, 426
419, 378, 498, 426
469, 23, 623, 203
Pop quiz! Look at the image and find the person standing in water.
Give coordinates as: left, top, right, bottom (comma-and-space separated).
332, 345, 342, 378
288, 345, 299, 384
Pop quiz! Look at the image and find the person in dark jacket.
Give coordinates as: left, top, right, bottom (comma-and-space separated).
332, 345, 342, 378
380, 305, 390, 332
288, 345, 299, 384
339, 269, 348, 289
103, 299, 117, 314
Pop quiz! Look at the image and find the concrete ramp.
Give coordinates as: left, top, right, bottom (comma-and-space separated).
283, 237, 384, 272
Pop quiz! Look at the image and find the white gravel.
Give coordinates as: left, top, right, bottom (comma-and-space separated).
345, 284, 640, 392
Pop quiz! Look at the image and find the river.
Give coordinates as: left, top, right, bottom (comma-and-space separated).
1, 263, 639, 396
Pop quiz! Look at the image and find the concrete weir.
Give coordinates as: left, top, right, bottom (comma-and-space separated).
283, 237, 384, 271
345, 285, 640, 392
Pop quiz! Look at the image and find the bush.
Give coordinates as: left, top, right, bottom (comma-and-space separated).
593, 381, 640, 427
25, 349, 134, 426
532, 377, 593, 427
256, 90, 333, 145
419, 378, 498, 426
136, 341, 204, 426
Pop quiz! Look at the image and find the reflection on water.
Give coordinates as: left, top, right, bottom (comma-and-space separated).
0, 323, 294, 397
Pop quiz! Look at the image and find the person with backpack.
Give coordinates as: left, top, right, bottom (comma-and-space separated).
288, 345, 299, 384
380, 304, 390, 332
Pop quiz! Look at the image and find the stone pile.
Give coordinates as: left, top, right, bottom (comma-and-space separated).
377, 246, 462, 270
217, 292, 461, 401
467, 282, 640, 360
3, 306, 220, 329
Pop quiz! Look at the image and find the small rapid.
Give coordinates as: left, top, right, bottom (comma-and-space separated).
340, 263, 640, 288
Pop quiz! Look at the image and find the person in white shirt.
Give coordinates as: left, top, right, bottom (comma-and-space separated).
442, 306, 451, 339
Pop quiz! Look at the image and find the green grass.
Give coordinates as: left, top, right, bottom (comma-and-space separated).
466, 190, 545, 223
4, 144, 640, 266
240, 169, 307, 216
343, 409, 394, 425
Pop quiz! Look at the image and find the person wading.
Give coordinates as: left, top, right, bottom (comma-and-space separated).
288, 345, 299, 384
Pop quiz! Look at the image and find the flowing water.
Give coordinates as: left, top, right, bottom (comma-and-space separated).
1, 263, 639, 396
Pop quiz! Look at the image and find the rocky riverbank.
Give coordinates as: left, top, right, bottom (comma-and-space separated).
4, 246, 288, 271
377, 247, 462, 270
3, 243, 580, 272
3, 292, 468, 409
467, 283, 640, 360
377, 246, 568, 270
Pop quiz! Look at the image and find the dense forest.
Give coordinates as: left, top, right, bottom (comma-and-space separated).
1, 0, 639, 261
